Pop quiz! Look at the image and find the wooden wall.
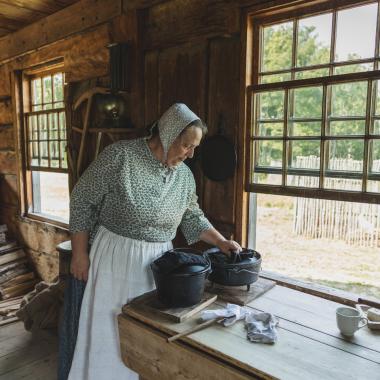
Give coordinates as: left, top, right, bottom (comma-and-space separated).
0, 1, 122, 281
0, 0, 284, 280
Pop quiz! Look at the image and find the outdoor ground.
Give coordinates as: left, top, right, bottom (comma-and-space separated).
255, 194, 380, 299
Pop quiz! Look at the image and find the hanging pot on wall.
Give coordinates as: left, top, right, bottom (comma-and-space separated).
200, 114, 237, 181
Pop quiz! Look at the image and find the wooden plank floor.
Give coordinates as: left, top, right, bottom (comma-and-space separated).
0, 321, 58, 380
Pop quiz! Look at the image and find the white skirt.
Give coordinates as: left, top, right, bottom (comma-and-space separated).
68, 226, 172, 380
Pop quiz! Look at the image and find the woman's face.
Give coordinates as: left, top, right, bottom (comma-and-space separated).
166, 125, 203, 167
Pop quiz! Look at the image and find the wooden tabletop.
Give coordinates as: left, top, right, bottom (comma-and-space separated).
121, 285, 380, 380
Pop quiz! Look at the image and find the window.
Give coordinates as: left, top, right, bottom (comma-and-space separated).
246, 1, 380, 300
22, 61, 69, 224
247, 1, 380, 203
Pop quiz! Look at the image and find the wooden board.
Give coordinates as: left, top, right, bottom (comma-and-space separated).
248, 285, 380, 354
205, 277, 276, 305
118, 315, 256, 380
122, 285, 380, 380
0, 0, 122, 63
0, 321, 57, 379
127, 290, 217, 323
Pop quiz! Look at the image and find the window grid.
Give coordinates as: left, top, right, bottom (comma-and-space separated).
247, 0, 380, 203
258, 1, 380, 83
249, 77, 380, 191
24, 72, 67, 172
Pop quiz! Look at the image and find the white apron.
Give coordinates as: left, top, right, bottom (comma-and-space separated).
68, 226, 172, 380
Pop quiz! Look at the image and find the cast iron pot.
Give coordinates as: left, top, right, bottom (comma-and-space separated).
204, 248, 261, 290
151, 248, 212, 308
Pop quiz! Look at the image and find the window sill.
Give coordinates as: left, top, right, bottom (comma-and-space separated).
21, 213, 69, 231
260, 270, 380, 308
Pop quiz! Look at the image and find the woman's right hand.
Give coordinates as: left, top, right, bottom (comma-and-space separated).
70, 252, 90, 282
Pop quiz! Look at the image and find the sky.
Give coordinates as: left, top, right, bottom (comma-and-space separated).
268, 1, 378, 63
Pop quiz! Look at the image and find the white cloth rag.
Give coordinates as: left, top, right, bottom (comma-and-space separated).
201, 303, 279, 344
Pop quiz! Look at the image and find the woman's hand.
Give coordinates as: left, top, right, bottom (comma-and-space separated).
216, 239, 242, 255
70, 252, 90, 282
71, 231, 90, 281
200, 228, 242, 256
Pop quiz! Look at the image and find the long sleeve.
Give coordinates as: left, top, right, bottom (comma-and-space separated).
69, 144, 118, 234
180, 187, 213, 245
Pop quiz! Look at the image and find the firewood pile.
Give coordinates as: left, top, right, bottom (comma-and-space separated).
0, 225, 39, 326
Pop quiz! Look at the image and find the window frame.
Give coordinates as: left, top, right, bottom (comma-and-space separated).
246, 0, 380, 204
20, 59, 69, 227
242, 0, 380, 304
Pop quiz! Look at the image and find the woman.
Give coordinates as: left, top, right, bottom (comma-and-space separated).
66, 103, 241, 379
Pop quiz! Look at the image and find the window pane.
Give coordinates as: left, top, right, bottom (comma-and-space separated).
49, 113, 59, 139
31, 141, 38, 159
327, 140, 364, 171
257, 140, 283, 167
329, 120, 366, 136
288, 121, 321, 136
297, 13, 332, 67
42, 75, 52, 106
32, 79, 42, 111
53, 73, 63, 102
287, 174, 319, 188
60, 141, 67, 169
262, 21, 293, 72
374, 80, 380, 117
29, 142, 39, 166
59, 112, 66, 139
295, 68, 329, 79
324, 177, 362, 191
54, 101, 65, 109
260, 73, 291, 84
38, 114, 47, 140
335, 3, 377, 62
39, 141, 49, 166
291, 86, 323, 119
334, 62, 373, 75
257, 122, 283, 137
32, 171, 69, 222
253, 193, 380, 299
289, 140, 320, 168
367, 180, 380, 192
50, 141, 60, 168
27, 116, 33, 140
370, 139, 380, 173
331, 81, 367, 117
257, 91, 284, 120
253, 173, 282, 185
374, 120, 380, 135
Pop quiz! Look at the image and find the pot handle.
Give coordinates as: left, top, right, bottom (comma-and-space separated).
227, 267, 260, 275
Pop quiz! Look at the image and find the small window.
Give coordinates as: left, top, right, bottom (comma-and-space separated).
22, 63, 69, 224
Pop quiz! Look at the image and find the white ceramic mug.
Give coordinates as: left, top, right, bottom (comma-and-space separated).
336, 306, 367, 336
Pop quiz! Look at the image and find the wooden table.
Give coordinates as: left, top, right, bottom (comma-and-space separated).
118, 285, 380, 380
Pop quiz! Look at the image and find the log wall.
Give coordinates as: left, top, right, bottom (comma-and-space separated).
0, 0, 291, 280
0, 1, 121, 281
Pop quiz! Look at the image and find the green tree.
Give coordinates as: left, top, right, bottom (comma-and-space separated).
259, 24, 372, 166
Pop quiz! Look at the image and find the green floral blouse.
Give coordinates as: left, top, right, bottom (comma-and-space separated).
69, 137, 213, 244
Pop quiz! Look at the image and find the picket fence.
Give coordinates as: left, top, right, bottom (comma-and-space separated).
291, 156, 380, 247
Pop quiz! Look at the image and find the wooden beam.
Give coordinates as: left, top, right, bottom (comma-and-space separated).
0, 0, 122, 64
0, 0, 73, 14
0, 152, 17, 175
143, 0, 240, 51
0, 125, 14, 151
0, 174, 18, 207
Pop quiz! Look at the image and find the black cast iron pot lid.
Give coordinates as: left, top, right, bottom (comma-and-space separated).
204, 247, 261, 268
